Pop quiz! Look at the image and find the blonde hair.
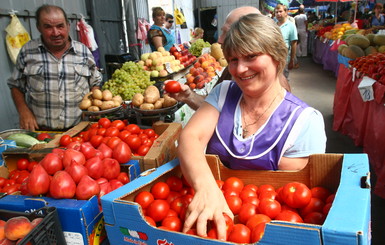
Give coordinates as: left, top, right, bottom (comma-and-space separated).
223, 14, 287, 76
193, 28, 204, 38
152, 7, 165, 19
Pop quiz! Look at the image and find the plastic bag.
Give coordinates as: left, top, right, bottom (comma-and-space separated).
76, 17, 98, 51
5, 14, 31, 64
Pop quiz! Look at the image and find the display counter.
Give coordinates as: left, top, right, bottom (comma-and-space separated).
312, 38, 339, 76
333, 60, 385, 199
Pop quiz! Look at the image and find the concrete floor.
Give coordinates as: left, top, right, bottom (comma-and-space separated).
290, 56, 385, 245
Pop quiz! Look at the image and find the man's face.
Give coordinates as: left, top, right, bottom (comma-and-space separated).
37, 10, 70, 51
165, 18, 174, 29
275, 7, 287, 22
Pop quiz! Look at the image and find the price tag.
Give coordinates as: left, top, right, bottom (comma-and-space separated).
352, 67, 356, 82
323, 38, 327, 44
201, 47, 210, 55
358, 76, 376, 102
337, 39, 340, 45
330, 40, 335, 47
165, 62, 173, 73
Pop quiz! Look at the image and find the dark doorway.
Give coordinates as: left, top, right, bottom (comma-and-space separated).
198, 8, 217, 44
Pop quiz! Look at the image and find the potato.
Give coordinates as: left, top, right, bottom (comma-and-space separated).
100, 101, 115, 110
140, 103, 155, 110
163, 94, 177, 108
87, 106, 100, 112
79, 99, 92, 110
112, 95, 123, 105
132, 93, 144, 107
92, 99, 103, 107
144, 85, 160, 104
92, 89, 103, 100
154, 98, 164, 109
102, 90, 113, 101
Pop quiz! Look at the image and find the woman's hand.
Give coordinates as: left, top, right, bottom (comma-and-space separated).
183, 181, 233, 240
164, 82, 206, 110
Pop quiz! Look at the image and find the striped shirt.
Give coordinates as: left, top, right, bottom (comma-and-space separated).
8, 38, 102, 130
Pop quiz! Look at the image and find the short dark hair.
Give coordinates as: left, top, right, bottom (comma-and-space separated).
36, 4, 68, 27
165, 14, 173, 20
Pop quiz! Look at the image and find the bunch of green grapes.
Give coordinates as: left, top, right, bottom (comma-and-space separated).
102, 61, 154, 100
189, 39, 211, 57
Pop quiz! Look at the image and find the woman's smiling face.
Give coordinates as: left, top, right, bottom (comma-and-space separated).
228, 53, 278, 95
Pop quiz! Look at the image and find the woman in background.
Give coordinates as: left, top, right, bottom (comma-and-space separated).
190, 27, 204, 44
147, 7, 175, 51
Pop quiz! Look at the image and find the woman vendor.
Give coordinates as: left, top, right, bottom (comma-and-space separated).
147, 7, 175, 51
177, 13, 326, 240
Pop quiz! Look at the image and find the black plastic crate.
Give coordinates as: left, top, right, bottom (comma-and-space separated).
0, 206, 66, 245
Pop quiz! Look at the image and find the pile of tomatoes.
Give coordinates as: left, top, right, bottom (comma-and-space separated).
348, 52, 385, 84
134, 175, 335, 243
59, 118, 159, 157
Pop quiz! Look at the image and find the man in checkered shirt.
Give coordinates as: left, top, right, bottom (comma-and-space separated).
8, 4, 102, 131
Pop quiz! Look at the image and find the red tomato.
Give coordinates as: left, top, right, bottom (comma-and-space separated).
111, 120, 125, 131
146, 199, 170, 222
125, 124, 141, 134
137, 145, 151, 156
275, 210, 303, 223
117, 172, 129, 184
59, 135, 72, 147
151, 182, 170, 200
228, 224, 251, 243
124, 135, 142, 151
17, 158, 29, 171
311, 186, 331, 202
2, 185, 20, 195
90, 135, 104, 148
141, 138, 154, 147
258, 190, 277, 200
143, 128, 157, 138
258, 198, 281, 219
166, 191, 182, 204
0, 177, 6, 188
105, 127, 120, 137
246, 214, 271, 231
239, 188, 258, 202
90, 123, 99, 128
161, 216, 182, 231
322, 202, 332, 216
112, 141, 132, 164
216, 179, 224, 189
186, 229, 197, 235
134, 191, 155, 209
223, 177, 244, 193
27, 161, 38, 172
106, 136, 122, 149
281, 182, 312, 209
299, 197, 325, 217
250, 222, 266, 243
238, 203, 257, 224
243, 184, 258, 193
325, 194, 335, 204
98, 118, 111, 128
145, 216, 156, 226
170, 197, 187, 215
97, 128, 107, 136
80, 131, 90, 142
165, 80, 182, 93
118, 130, 131, 140
88, 128, 98, 138
165, 209, 178, 217
243, 196, 259, 207
225, 195, 243, 215
72, 136, 83, 143
304, 211, 325, 225
166, 176, 183, 192
37, 133, 52, 141
207, 228, 218, 239
257, 184, 275, 196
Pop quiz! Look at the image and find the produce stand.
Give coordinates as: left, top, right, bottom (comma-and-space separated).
333, 59, 385, 199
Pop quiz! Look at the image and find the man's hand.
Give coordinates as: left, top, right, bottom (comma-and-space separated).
19, 107, 39, 131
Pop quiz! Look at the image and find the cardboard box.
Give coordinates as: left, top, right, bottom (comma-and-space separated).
101, 154, 371, 245
131, 121, 182, 171
0, 148, 141, 245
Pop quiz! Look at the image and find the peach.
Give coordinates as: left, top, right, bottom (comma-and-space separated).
201, 61, 210, 69
193, 75, 204, 84
193, 62, 201, 68
186, 76, 195, 84
189, 83, 196, 89
31, 218, 43, 229
0, 238, 16, 244
0, 220, 5, 240
4, 217, 32, 241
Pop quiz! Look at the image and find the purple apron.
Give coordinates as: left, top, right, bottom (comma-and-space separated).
206, 82, 309, 170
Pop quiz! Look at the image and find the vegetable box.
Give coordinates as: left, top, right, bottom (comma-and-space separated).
0, 148, 141, 245
101, 154, 371, 245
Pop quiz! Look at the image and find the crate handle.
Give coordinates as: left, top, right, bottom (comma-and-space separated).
360, 172, 371, 189
140, 168, 156, 177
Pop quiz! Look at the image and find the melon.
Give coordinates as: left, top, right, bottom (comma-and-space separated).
338, 44, 348, 54
346, 34, 370, 49
364, 46, 378, 56
342, 45, 365, 59
373, 35, 385, 46
366, 33, 376, 46
378, 45, 385, 53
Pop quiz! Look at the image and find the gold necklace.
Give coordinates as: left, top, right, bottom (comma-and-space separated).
242, 89, 282, 137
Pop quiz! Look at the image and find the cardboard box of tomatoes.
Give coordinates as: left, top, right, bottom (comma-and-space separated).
101, 154, 371, 245
0, 148, 141, 245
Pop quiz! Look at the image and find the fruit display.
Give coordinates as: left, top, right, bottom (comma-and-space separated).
348, 52, 385, 84
188, 38, 211, 57
338, 33, 385, 59
131, 85, 178, 110
133, 175, 335, 243
137, 47, 184, 78
169, 45, 197, 68
102, 61, 154, 101
185, 53, 222, 89
79, 88, 123, 112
